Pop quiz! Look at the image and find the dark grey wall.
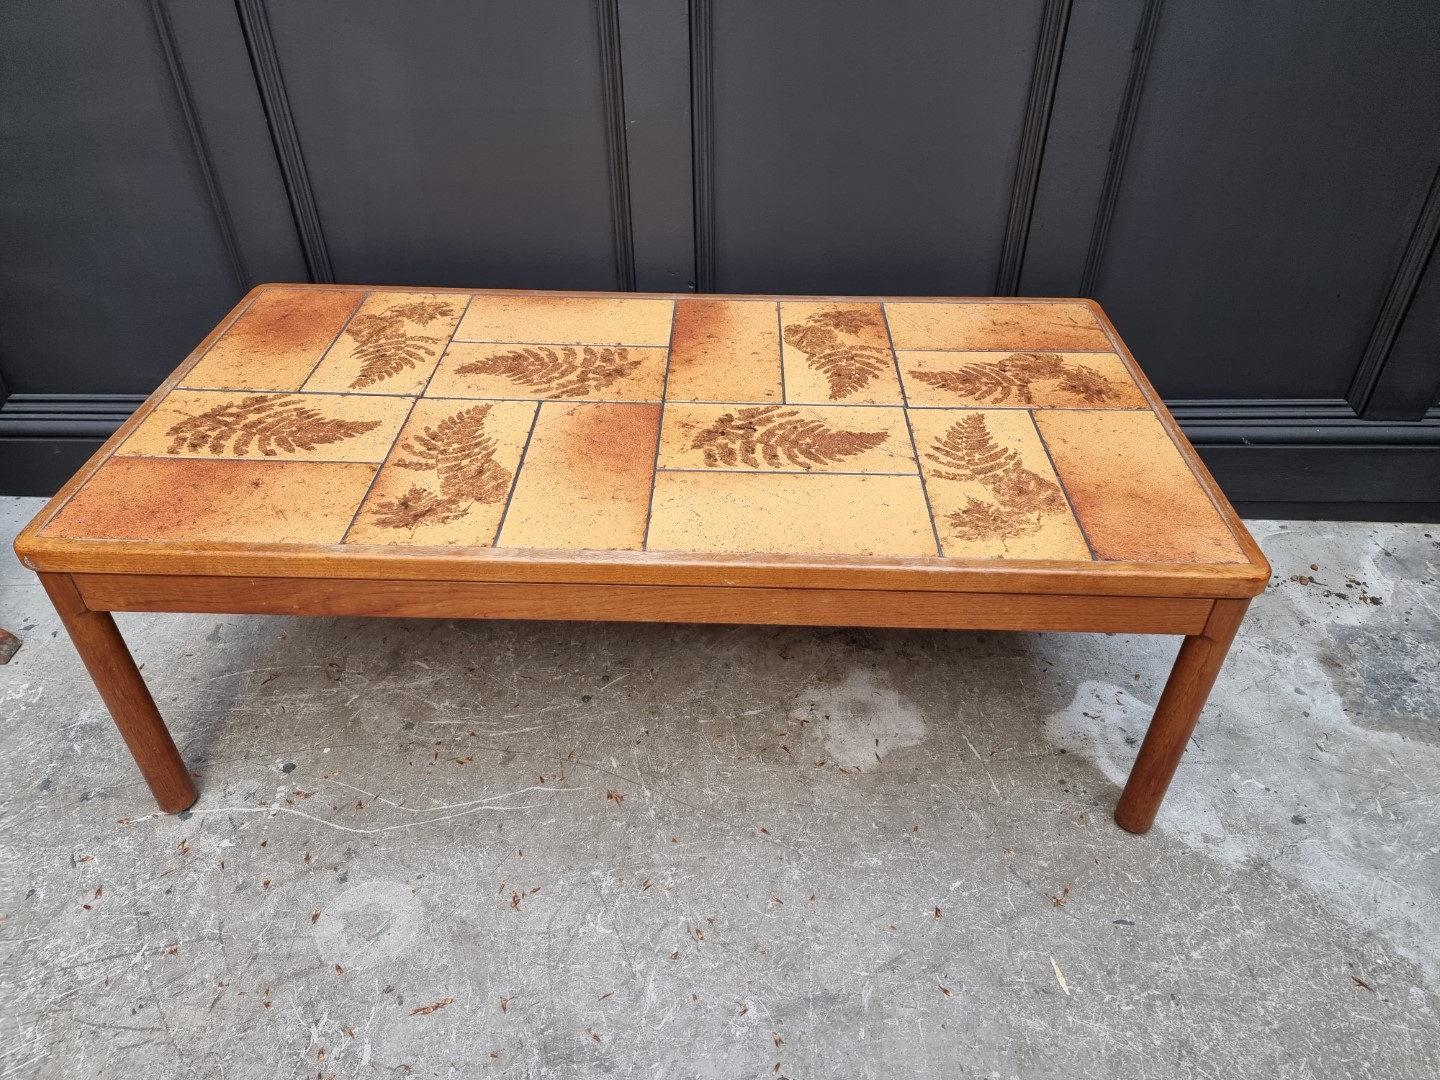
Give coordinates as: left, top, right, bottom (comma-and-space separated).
2, 0, 1438, 517
1088, 1, 1440, 402
704, 1, 1045, 295
0, 1, 244, 396
259, 0, 627, 289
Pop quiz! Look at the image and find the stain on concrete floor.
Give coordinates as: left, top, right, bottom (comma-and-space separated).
0, 498, 1437, 1078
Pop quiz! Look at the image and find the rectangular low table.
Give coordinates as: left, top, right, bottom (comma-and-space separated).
15, 286, 1269, 833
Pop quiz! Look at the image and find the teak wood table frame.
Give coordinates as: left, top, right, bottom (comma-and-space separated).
15, 285, 1270, 834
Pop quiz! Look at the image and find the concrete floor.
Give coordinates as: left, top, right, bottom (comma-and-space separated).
0, 495, 1436, 1079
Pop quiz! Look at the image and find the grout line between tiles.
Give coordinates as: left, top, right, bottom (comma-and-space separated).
297, 289, 371, 391
338, 396, 421, 545
416, 294, 476, 400
157, 385, 1150, 413
881, 303, 944, 558
450, 338, 672, 349
1027, 409, 1098, 562
116, 453, 387, 465
657, 468, 917, 476
491, 402, 543, 548
892, 347, 1116, 355
775, 301, 788, 405
641, 302, 680, 550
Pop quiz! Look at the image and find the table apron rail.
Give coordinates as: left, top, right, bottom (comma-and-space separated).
70, 573, 1215, 635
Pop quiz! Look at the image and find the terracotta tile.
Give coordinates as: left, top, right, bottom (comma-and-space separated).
779, 302, 902, 405
659, 403, 915, 473
41, 457, 374, 544
456, 294, 674, 346
908, 408, 1090, 560
1035, 411, 1246, 563
497, 402, 661, 551
115, 390, 411, 462
666, 299, 781, 402
303, 292, 466, 395
428, 343, 667, 401
646, 472, 935, 556
900, 351, 1147, 409
180, 288, 364, 391
346, 399, 536, 547
885, 301, 1111, 352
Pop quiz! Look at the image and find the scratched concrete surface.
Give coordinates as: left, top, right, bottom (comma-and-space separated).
1, 496, 1437, 1079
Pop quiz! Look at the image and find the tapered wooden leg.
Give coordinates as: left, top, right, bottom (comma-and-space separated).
1115, 598, 1250, 834
40, 573, 197, 813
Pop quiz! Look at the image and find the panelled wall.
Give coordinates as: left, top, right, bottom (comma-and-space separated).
3, 0, 1438, 517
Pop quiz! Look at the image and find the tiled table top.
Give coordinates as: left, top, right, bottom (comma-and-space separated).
21, 286, 1265, 591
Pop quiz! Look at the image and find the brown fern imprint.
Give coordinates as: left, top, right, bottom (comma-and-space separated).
908, 352, 1119, 405
344, 299, 457, 388
453, 346, 642, 397
945, 497, 1017, 542
367, 405, 512, 532
925, 413, 1067, 541
690, 406, 889, 470
389, 403, 512, 505
368, 484, 470, 529
782, 312, 893, 400
1053, 363, 1115, 404
807, 309, 881, 336
164, 394, 382, 457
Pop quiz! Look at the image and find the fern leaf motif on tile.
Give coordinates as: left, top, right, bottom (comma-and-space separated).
908, 353, 1119, 405
344, 299, 457, 389
452, 346, 643, 398
367, 484, 471, 529
782, 310, 894, 400
689, 406, 890, 470
390, 403, 512, 505
1052, 363, 1117, 404
926, 413, 1068, 540
163, 394, 383, 457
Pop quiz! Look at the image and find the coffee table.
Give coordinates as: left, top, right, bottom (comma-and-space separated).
14, 286, 1269, 832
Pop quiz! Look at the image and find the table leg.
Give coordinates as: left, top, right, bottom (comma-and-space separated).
1113, 598, 1250, 833
40, 573, 197, 813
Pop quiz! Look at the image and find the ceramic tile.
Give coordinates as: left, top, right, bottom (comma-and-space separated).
346, 399, 537, 547
666, 299, 782, 402
456, 294, 674, 346
180, 288, 365, 391
496, 402, 662, 551
1034, 411, 1246, 563
646, 472, 936, 557
779, 302, 903, 405
427, 343, 667, 401
885, 302, 1111, 352
41, 458, 374, 544
114, 390, 411, 462
659, 404, 915, 473
900, 351, 1147, 409
302, 292, 466, 395
908, 409, 1090, 560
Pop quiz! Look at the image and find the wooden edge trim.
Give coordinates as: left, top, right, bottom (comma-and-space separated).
17, 542, 1270, 598
72, 573, 1214, 635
